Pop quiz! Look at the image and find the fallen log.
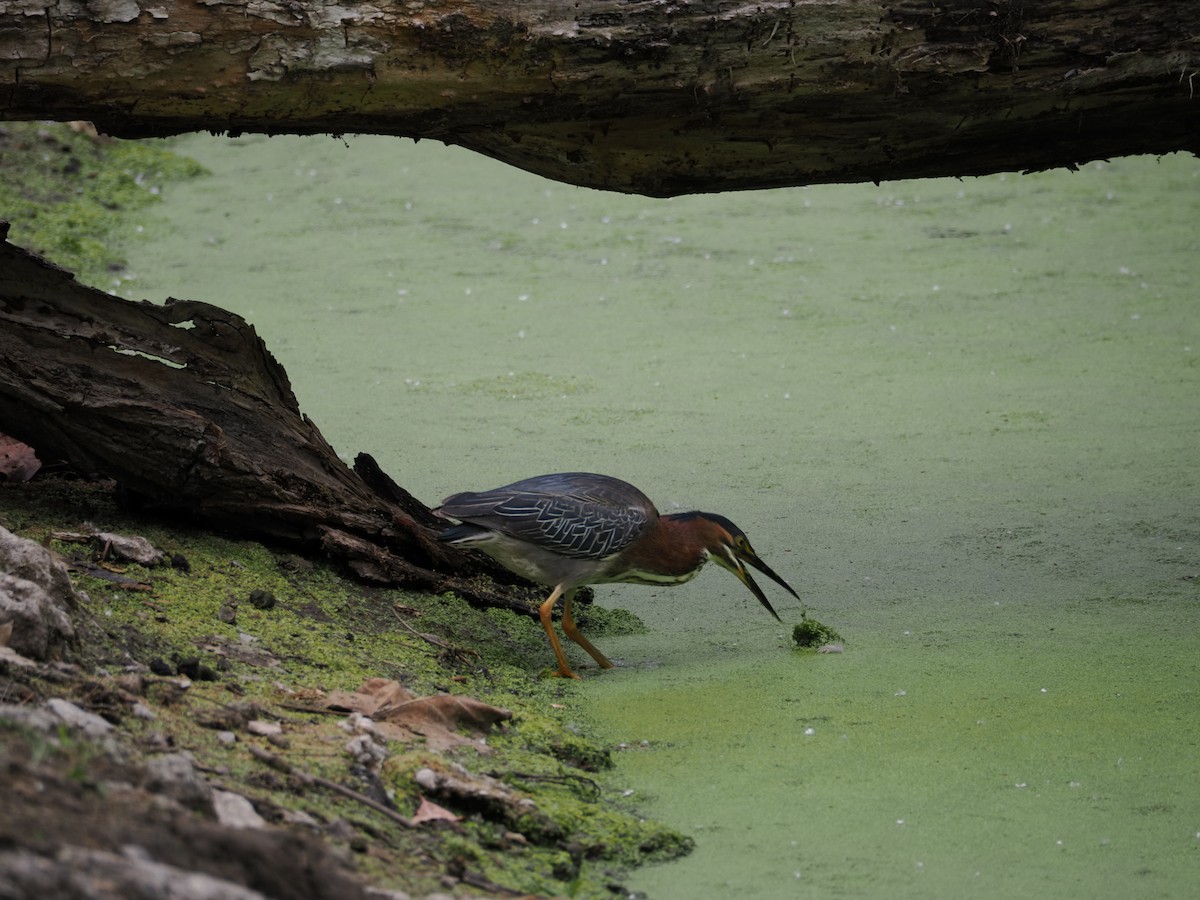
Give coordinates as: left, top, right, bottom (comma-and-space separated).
0, 224, 541, 615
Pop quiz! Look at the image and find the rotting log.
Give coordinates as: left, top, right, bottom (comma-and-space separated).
0, 1, 1197, 196
0, 225, 543, 615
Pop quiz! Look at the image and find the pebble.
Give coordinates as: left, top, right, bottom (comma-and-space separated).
143, 751, 212, 809
248, 589, 276, 610
131, 702, 157, 721
211, 789, 267, 830
44, 697, 114, 738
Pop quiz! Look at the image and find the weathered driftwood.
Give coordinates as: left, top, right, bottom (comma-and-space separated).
0, 1, 1196, 196
0, 226, 541, 613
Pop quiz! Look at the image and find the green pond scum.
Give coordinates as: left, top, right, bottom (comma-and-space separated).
4, 127, 1200, 898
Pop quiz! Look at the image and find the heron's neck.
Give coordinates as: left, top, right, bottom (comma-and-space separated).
618, 514, 710, 579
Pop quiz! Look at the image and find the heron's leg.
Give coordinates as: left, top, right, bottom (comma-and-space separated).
562, 589, 614, 669
538, 585, 580, 679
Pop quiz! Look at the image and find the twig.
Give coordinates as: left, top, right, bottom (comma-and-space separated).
65, 561, 153, 590
760, 18, 780, 48
458, 869, 528, 896
247, 743, 414, 828
275, 701, 345, 716
493, 769, 601, 802
390, 605, 480, 661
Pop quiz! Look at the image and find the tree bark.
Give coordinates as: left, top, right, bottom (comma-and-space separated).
1, 0, 1196, 196
0, 225, 543, 614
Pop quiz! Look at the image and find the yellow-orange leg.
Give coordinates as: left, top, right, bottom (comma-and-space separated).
538, 585, 580, 679
562, 589, 613, 670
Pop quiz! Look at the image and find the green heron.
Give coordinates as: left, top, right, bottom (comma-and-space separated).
435, 472, 798, 679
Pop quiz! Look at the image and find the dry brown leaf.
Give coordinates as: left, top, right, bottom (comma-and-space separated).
0, 434, 40, 482
324, 677, 416, 717
379, 694, 513, 733
376, 693, 512, 753
0, 620, 12, 648
411, 796, 461, 825
327, 680, 512, 752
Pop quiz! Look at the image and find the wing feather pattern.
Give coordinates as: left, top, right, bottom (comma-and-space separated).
437, 473, 655, 560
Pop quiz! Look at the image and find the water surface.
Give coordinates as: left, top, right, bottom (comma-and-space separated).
118, 137, 1199, 898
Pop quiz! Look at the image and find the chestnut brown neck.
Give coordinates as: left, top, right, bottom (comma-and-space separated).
618, 512, 721, 578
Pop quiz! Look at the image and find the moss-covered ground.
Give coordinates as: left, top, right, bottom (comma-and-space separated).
0, 476, 689, 897
0, 122, 204, 284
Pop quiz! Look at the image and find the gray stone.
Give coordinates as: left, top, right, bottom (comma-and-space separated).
44, 698, 115, 738
142, 751, 212, 810
0, 526, 77, 660
211, 790, 267, 830
91, 532, 164, 567
0, 846, 270, 900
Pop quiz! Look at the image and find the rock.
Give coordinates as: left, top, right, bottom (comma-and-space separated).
175, 657, 219, 681
0, 574, 73, 660
0, 526, 77, 660
44, 698, 115, 739
247, 589, 276, 610
0, 846, 271, 900
0, 703, 66, 734
0, 645, 38, 669
212, 790, 267, 830
344, 734, 388, 767
91, 532, 165, 567
413, 768, 439, 793
0, 526, 76, 601
364, 888, 411, 900
142, 751, 212, 811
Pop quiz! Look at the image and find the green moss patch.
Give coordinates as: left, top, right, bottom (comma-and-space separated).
1, 477, 689, 898
0, 122, 204, 285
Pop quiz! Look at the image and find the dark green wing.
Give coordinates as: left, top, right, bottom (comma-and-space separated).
436, 472, 655, 560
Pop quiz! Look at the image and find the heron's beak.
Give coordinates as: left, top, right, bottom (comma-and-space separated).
712, 543, 798, 622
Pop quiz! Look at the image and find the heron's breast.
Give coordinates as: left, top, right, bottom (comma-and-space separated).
466, 532, 611, 588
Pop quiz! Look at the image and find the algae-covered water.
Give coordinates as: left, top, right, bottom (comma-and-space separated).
116, 136, 1199, 898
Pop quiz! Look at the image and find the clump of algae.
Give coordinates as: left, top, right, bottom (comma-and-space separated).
792, 611, 844, 649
